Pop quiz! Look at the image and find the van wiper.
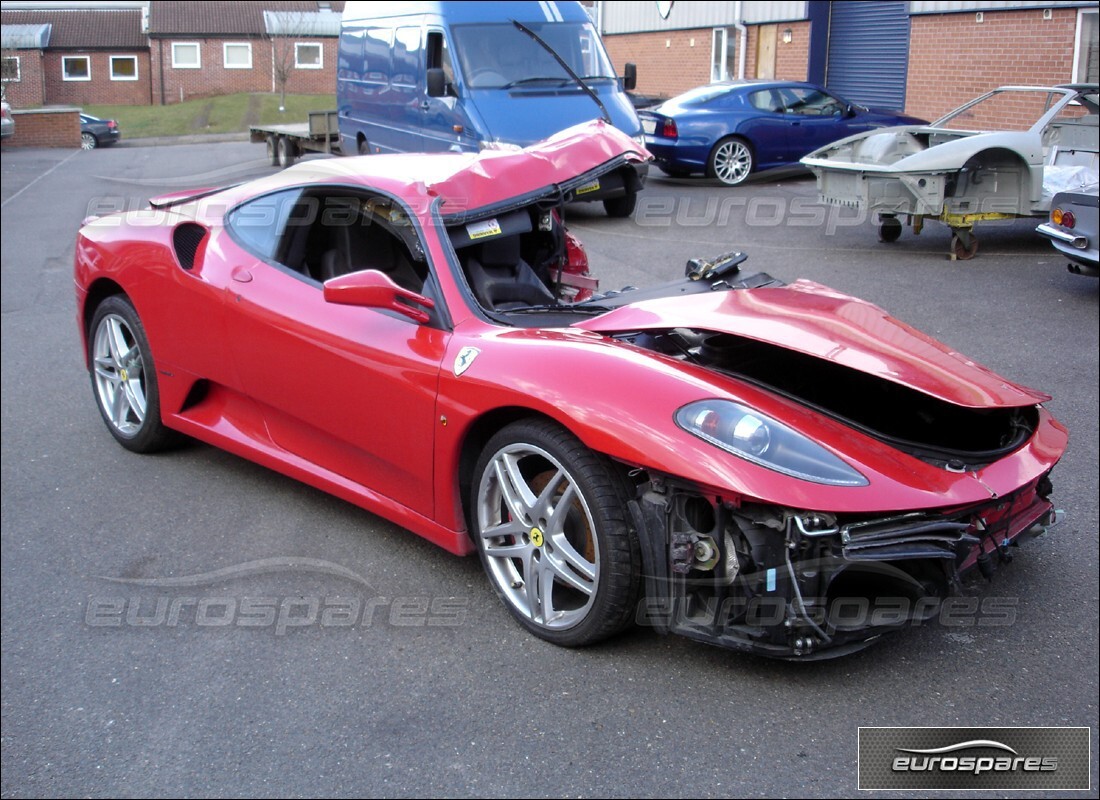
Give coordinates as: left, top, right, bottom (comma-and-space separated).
510, 20, 612, 124
503, 77, 572, 89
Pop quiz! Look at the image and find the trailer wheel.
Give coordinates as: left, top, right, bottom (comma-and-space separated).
266, 135, 280, 166
276, 136, 297, 169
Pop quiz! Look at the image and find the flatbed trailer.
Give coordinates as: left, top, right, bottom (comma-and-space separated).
250, 110, 341, 168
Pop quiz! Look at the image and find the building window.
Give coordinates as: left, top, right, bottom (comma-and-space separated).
62, 56, 91, 81
110, 55, 138, 81
1074, 9, 1098, 84
711, 28, 736, 82
295, 42, 323, 69
1, 56, 20, 82
171, 42, 201, 69
223, 42, 253, 69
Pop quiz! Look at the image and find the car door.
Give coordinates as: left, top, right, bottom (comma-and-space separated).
777, 85, 852, 158
221, 188, 447, 518
736, 88, 791, 167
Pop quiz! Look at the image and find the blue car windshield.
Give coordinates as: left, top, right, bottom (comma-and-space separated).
451, 22, 616, 88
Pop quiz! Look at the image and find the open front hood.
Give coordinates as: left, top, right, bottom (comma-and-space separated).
576, 280, 1049, 409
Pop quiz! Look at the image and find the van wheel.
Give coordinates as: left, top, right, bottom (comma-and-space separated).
358, 138, 371, 155
603, 192, 637, 218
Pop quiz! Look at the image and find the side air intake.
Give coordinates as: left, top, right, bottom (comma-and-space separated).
172, 223, 208, 271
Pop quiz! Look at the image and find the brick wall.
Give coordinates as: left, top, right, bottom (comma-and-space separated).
42, 51, 152, 106
2, 51, 47, 107
4, 107, 81, 147
906, 7, 1078, 122
149, 36, 337, 104
773, 21, 810, 81
604, 29, 711, 100
605, 20, 812, 100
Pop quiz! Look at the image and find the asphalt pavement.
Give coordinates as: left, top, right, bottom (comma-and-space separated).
1, 141, 1097, 798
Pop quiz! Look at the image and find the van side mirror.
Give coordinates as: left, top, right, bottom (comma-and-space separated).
323, 270, 435, 324
427, 68, 446, 98
623, 63, 637, 92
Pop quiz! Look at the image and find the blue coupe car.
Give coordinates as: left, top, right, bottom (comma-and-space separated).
639, 81, 926, 185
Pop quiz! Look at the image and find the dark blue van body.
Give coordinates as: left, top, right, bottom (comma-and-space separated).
338, 1, 646, 216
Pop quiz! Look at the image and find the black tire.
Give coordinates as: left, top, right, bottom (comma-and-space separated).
266, 135, 280, 166
81, 132, 98, 151
357, 138, 371, 155
87, 295, 179, 453
707, 136, 754, 186
603, 191, 637, 218
276, 136, 297, 168
470, 419, 641, 647
879, 216, 903, 243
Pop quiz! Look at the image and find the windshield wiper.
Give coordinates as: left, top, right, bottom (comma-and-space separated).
502, 303, 610, 315
502, 77, 572, 89
510, 20, 612, 124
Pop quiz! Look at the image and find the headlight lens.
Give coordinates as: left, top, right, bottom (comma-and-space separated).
675, 399, 869, 487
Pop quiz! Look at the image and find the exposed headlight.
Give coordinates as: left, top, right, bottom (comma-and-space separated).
675, 400, 869, 487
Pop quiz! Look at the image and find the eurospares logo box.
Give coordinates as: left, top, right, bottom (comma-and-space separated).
858, 727, 1090, 791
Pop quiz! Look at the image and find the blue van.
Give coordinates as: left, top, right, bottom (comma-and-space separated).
337, 1, 646, 216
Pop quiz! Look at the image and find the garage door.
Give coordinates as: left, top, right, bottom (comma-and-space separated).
826, 1, 910, 111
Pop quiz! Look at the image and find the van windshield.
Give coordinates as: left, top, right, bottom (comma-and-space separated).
452, 22, 616, 89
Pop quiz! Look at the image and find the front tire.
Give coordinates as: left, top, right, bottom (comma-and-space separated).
471, 419, 641, 647
708, 136, 753, 186
88, 295, 178, 453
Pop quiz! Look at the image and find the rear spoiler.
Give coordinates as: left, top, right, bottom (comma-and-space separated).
149, 185, 236, 209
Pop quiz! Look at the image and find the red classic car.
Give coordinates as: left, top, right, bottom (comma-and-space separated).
75, 121, 1066, 659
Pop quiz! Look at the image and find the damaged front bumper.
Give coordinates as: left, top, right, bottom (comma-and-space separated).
629, 474, 1061, 659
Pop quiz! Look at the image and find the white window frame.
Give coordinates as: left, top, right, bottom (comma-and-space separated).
62, 55, 91, 82
171, 42, 201, 69
1072, 8, 1098, 84
294, 42, 323, 69
223, 41, 253, 70
1, 55, 20, 82
711, 28, 729, 83
109, 54, 139, 81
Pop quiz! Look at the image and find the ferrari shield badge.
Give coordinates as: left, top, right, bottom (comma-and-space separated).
453, 346, 480, 376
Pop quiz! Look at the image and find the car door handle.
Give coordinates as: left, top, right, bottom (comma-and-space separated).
231, 265, 253, 283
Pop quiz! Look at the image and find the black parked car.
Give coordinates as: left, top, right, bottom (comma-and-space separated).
80, 113, 120, 150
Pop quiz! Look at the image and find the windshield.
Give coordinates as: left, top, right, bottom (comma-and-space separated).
932, 87, 1093, 132
451, 22, 615, 89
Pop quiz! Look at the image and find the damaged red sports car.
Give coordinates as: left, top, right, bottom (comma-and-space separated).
74, 121, 1066, 659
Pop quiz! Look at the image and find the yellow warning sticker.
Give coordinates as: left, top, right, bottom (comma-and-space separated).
466, 218, 502, 240
575, 179, 600, 195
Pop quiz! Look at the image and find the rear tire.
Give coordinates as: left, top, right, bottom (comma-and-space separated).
707, 136, 753, 186
266, 135, 280, 166
276, 136, 297, 168
81, 132, 98, 151
603, 192, 637, 218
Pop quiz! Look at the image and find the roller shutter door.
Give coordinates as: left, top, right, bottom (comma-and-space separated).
826, 1, 910, 111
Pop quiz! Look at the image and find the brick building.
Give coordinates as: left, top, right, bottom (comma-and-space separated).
598, 0, 1098, 119
1, 0, 343, 107
1, 6, 151, 107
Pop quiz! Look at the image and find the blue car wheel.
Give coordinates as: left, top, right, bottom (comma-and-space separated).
708, 137, 753, 186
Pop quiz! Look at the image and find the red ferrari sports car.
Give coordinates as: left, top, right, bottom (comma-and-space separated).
75, 121, 1066, 659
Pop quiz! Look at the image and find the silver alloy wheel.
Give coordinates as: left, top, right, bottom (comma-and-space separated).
81, 132, 97, 151
476, 443, 600, 631
712, 139, 752, 185
92, 313, 147, 437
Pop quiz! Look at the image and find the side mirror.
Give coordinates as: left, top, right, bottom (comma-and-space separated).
323, 270, 434, 324
426, 67, 446, 98
845, 103, 857, 118
623, 63, 637, 92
